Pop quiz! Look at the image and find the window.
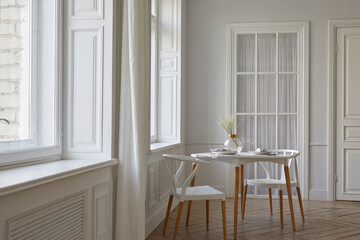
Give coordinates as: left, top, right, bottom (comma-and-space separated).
227, 22, 309, 197
0, 0, 61, 165
150, 0, 182, 148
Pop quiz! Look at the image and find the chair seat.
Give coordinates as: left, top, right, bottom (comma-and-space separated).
245, 178, 299, 189
173, 185, 225, 201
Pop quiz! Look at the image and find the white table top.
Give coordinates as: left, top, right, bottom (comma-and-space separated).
191, 152, 298, 166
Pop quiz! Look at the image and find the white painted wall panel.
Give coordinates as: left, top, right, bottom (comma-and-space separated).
63, 0, 113, 160
71, 0, 104, 19
345, 36, 360, 118
93, 180, 113, 240
158, 76, 177, 140
344, 149, 360, 193
70, 28, 103, 152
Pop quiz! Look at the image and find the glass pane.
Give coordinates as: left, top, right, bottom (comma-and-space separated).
278, 33, 297, 72
278, 116, 297, 149
0, 0, 30, 141
237, 75, 255, 113
237, 34, 255, 72
279, 74, 297, 113
237, 115, 255, 152
257, 33, 276, 72
257, 115, 276, 150
258, 75, 276, 113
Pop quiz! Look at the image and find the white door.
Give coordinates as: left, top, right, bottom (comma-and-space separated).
336, 27, 360, 201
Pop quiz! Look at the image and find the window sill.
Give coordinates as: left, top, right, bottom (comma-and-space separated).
0, 158, 118, 197
149, 142, 184, 153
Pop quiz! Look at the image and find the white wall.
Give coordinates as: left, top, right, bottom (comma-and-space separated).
185, 0, 360, 200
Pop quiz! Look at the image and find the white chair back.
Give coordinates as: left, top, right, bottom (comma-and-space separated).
163, 154, 210, 200
259, 149, 300, 183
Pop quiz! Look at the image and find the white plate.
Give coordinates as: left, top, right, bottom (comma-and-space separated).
211, 150, 237, 155
249, 151, 271, 155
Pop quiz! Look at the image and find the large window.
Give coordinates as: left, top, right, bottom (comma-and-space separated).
150, 0, 182, 148
0, 0, 61, 165
227, 22, 309, 197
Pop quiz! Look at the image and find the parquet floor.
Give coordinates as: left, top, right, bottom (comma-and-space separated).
147, 198, 360, 240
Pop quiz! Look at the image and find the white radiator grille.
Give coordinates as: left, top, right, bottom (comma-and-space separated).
8, 192, 87, 240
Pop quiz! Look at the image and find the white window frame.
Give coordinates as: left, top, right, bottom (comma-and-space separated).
150, 0, 182, 150
226, 21, 309, 199
0, 0, 62, 166
150, 0, 158, 143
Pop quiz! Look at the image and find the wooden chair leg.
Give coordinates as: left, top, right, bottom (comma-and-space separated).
268, 188, 273, 216
186, 164, 197, 226
163, 194, 173, 234
186, 201, 192, 226
241, 184, 248, 220
296, 187, 305, 222
279, 190, 283, 228
284, 166, 296, 232
206, 200, 210, 230
173, 202, 184, 240
221, 200, 227, 240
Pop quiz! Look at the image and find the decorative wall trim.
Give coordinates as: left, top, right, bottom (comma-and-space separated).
93, 180, 113, 240
145, 198, 179, 238
71, 0, 104, 19
147, 163, 159, 209
69, 27, 104, 153
309, 189, 328, 201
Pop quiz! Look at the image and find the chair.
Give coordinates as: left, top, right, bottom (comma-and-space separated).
162, 154, 227, 240
242, 149, 304, 228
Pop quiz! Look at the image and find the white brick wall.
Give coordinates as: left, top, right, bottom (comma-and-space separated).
0, 0, 29, 141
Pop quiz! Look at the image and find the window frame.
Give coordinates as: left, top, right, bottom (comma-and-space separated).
226, 21, 309, 199
0, 0, 62, 166
150, 0, 158, 143
149, 0, 182, 149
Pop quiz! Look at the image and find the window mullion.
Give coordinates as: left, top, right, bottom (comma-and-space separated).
254, 33, 258, 195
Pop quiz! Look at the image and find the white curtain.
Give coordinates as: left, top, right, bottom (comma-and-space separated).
116, 0, 150, 239
236, 33, 298, 195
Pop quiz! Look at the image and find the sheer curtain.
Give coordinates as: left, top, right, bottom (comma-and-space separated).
236, 33, 298, 195
115, 0, 150, 239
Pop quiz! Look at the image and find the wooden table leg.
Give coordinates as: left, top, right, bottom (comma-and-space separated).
284, 166, 296, 232
234, 166, 240, 240
279, 190, 283, 228
240, 164, 244, 218
186, 164, 196, 226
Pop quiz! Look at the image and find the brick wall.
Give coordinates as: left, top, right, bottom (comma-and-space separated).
0, 0, 29, 141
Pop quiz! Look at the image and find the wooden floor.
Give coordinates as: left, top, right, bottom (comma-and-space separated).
147, 198, 360, 240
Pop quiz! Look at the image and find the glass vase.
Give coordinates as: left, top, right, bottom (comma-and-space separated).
224, 134, 243, 153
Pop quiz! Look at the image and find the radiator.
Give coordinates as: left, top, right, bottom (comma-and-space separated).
8, 192, 87, 240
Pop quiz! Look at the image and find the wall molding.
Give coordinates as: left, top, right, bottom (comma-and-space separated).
309, 189, 328, 201
145, 197, 179, 238
93, 180, 113, 240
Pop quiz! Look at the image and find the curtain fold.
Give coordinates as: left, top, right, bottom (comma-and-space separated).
116, 0, 150, 239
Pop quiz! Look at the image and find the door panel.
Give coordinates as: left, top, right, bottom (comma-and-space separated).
336, 27, 360, 201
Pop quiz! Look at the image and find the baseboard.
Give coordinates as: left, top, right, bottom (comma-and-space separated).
309, 189, 328, 200
145, 198, 180, 238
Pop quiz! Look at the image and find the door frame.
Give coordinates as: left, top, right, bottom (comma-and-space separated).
328, 19, 360, 201
225, 21, 309, 200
